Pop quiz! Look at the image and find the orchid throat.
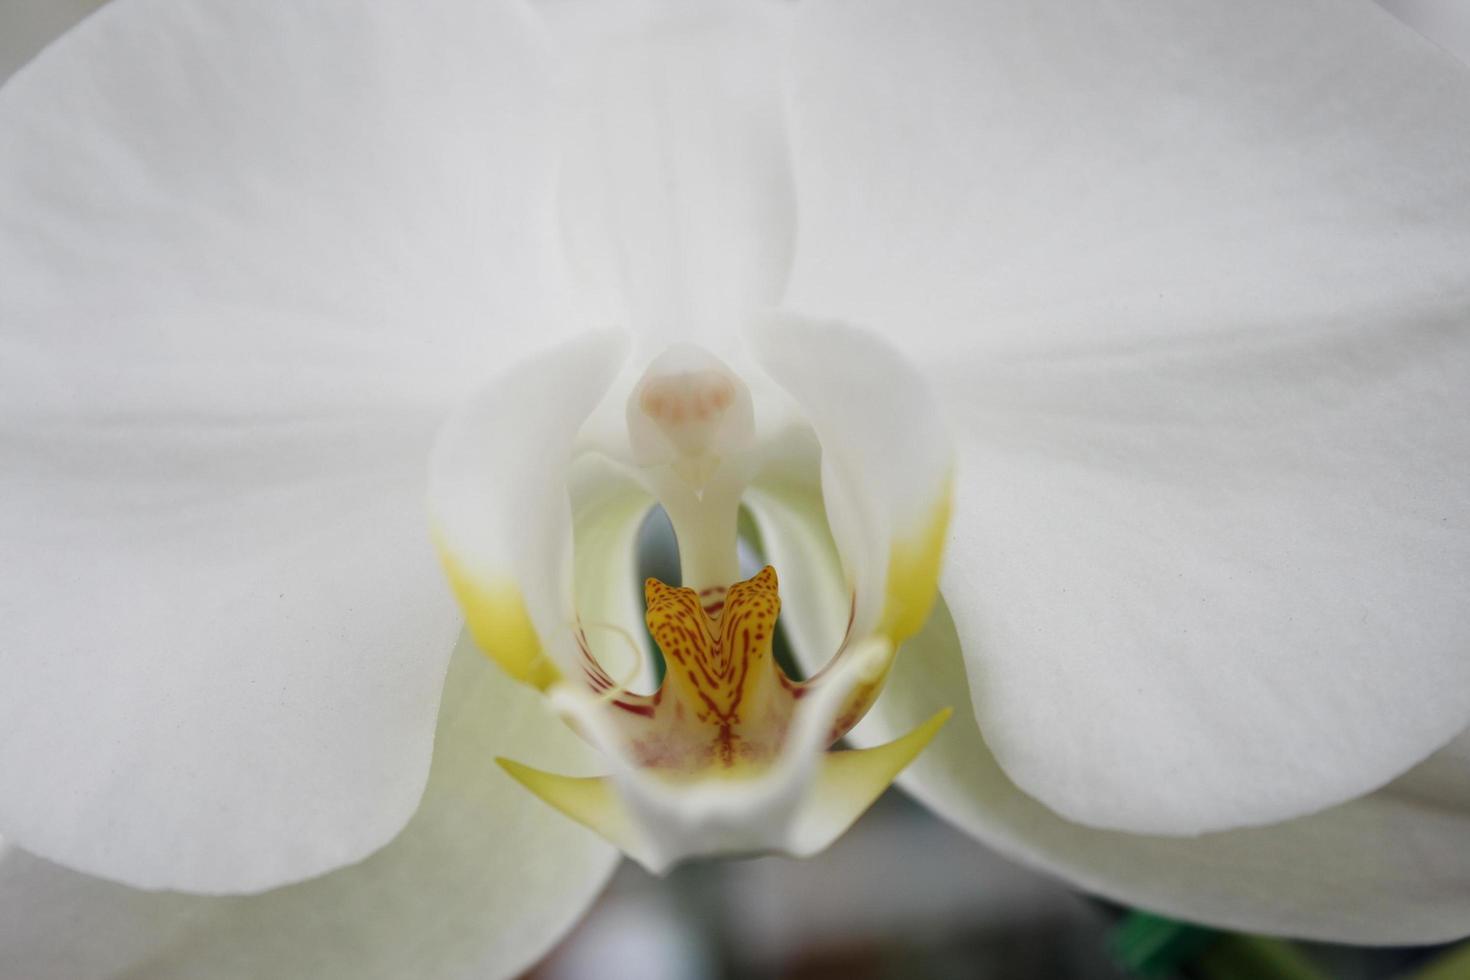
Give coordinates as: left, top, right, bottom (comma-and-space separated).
431, 332, 954, 872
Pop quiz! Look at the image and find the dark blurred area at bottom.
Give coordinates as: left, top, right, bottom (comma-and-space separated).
530, 791, 1462, 980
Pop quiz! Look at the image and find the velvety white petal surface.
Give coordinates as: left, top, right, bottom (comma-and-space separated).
785, 0, 1470, 358
0, 0, 105, 80
1381, 0, 1470, 65
787, 0, 1470, 833
0, 636, 620, 980
859, 606, 1470, 944
743, 427, 850, 672
0, 0, 567, 890
541, 0, 794, 348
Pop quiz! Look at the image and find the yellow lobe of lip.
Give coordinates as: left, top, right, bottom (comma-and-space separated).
495, 758, 656, 866
436, 542, 560, 691
793, 707, 952, 849
877, 476, 953, 647
816, 478, 953, 742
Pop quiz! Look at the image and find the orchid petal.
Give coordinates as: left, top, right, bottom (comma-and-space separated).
0, 0, 568, 891
430, 332, 631, 687
787, 0, 1470, 833
748, 316, 952, 651
0, 0, 104, 80
864, 604, 1470, 944
542, 0, 794, 346
1380, 0, 1470, 65
742, 437, 850, 674
931, 334, 1470, 836
0, 636, 619, 980
569, 454, 659, 692
786, 0, 1470, 359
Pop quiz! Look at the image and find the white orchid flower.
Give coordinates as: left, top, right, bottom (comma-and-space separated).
1, 0, 1468, 976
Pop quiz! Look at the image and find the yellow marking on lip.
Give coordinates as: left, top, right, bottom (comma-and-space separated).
818, 479, 952, 741
877, 477, 953, 646
436, 542, 560, 691
643, 566, 786, 768
793, 708, 953, 851
495, 758, 654, 866
645, 568, 778, 717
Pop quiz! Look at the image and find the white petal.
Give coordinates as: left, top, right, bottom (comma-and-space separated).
0, 0, 568, 890
742, 429, 851, 671
568, 453, 658, 691
858, 605, 1470, 944
0, 0, 104, 81
786, 0, 1470, 832
0, 409, 464, 893
542, 0, 795, 346
932, 336, 1470, 835
1380, 0, 1470, 65
2, 0, 572, 417
785, 0, 1470, 358
748, 316, 952, 649
0, 636, 620, 980
430, 331, 632, 687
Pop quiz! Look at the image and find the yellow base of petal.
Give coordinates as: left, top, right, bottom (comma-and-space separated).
878, 477, 954, 647
436, 545, 560, 690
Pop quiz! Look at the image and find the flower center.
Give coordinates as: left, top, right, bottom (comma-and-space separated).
457, 333, 955, 870
561, 347, 830, 776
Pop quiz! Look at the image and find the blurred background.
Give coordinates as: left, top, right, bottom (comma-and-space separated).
535, 791, 1125, 980
530, 790, 1467, 980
